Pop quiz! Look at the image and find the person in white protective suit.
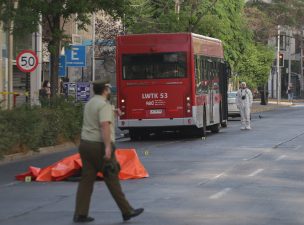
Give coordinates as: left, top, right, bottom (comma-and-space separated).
236, 82, 253, 130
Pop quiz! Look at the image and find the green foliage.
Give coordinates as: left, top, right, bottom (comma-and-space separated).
236, 44, 274, 90
244, 6, 275, 43
245, 0, 304, 42
0, 97, 84, 158
247, 0, 304, 28
127, 0, 251, 68
0, 0, 128, 95
127, 0, 273, 85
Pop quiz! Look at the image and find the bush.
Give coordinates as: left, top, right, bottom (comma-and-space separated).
0, 97, 84, 158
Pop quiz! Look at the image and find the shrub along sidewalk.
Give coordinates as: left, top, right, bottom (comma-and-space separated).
0, 97, 83, 158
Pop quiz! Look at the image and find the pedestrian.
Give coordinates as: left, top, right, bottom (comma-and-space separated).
236, 82, 253, 130
39, 80, 51, 107
74, 80, 144, 223
286, 84, 294, 104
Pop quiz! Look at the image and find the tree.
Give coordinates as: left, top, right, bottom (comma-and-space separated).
127, 0, 251, 69
126, 0, 274, 91
126, 0, 218, 34
236, 43, 274, 90
245, 0, 304, 42
95, 12, 123, 58
0, 0, 127, 96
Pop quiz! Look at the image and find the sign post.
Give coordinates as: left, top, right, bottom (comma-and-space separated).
59, 55, 66, 77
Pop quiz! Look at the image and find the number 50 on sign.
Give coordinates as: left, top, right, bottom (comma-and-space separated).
16, 50, 39, 73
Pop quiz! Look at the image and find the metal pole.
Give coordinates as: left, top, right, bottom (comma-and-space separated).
175, 0, 181, 20
277, 25, 281, 104
7, 0, 19, 109
288, 38, 291, 87
31, 16, 42, 106
7, 1, 14, 109
301, 36, 303, 97
288, 37, 291, 85
92, 13, 95, 81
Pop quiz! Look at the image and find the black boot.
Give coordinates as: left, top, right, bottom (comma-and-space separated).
73, 215, 95, 223
122, 208, 144, 221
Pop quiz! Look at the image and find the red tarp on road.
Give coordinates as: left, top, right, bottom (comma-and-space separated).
16, 149, 149, 182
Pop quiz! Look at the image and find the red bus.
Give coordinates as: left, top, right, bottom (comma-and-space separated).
116, 33, 229, 140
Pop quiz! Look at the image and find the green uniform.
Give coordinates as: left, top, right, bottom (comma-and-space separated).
74, 95, 133, 217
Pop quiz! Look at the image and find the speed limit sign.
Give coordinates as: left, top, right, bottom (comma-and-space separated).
16, 50, 38, 73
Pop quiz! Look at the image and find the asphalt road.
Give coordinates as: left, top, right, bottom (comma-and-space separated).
0, 104, 304, 225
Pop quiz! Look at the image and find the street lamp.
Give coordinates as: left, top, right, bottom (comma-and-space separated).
276, 25, 281, 104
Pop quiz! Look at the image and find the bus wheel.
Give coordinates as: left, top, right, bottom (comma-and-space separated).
201, 106, 207, 137
221, 120, 228, 128
220, 103, 227, 128
210, 124, 220, 133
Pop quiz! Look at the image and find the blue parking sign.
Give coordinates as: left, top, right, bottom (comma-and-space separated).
59, 55, 66, 77
65, 45, 86, 67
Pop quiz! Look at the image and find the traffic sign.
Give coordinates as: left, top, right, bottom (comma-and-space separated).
76, 82, 91, 102
59, 55, 66, 77
16, 50, 38, 73
65, 45, 86, 67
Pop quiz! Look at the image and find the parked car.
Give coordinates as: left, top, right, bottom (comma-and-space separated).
228, 91, 240, 117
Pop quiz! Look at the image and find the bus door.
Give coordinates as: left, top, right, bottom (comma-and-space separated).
219, 61, 229, 122
207, 59, 214, 123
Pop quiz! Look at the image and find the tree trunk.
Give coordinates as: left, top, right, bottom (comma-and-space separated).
50, 47, 60, 97
49, 16, 61, 97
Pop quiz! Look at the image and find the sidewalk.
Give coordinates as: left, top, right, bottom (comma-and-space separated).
251, 101, 288, 113
251, 99, 304, 113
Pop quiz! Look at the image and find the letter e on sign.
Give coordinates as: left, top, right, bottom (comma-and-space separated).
16, 50, 38, 73
71, 47, 80, 61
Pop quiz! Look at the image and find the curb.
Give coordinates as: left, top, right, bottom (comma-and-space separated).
0, 142, 77, 165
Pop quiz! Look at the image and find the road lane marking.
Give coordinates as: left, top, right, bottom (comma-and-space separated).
248, 169, 264, 177
197, 173, 225, 186
209, 188, 231, 200
276, 155, 287, 161
214, 173, 225, 179
0, 181, 19, 188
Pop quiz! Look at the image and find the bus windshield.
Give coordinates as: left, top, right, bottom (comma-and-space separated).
122, 52, 187, 80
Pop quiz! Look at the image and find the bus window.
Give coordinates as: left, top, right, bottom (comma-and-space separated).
206, 58, 213, 91
122, 52, 187, 80
201, 58, 208, 93
213, 61, 220, 93
195, 55, 202, 94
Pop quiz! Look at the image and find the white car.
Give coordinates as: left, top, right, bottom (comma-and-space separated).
228, 91, 240, 117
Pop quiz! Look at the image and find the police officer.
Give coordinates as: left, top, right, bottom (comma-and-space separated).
74, 80, 144, 223
236, 82, 253, 130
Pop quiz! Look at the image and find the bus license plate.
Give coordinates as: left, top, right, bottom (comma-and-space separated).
150, 109, 163, 114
